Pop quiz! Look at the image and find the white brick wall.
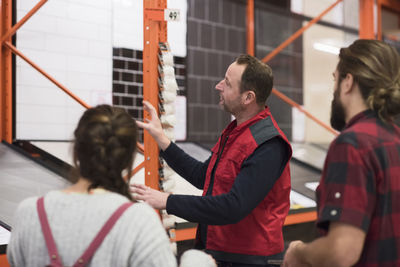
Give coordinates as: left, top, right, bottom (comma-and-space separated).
16, 0, 187, 140
16, 0, 113, 140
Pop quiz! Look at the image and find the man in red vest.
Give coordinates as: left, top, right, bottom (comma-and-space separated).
132, 55, 292, 267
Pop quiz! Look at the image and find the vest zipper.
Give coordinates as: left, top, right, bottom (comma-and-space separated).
206, 135, 229, 196
200, 135, 229, 249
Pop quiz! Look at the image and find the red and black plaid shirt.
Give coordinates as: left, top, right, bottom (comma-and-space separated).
316, 109, 400, 267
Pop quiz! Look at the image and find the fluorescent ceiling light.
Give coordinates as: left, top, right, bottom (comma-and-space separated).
313, 42, 340, 55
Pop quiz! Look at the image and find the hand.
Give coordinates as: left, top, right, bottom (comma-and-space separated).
136, 101, 171, 150
130, 183, 170, 210
283, 241, 310, 267
180, 249, 217, 267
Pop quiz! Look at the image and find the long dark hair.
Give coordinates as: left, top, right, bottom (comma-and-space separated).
337, 39, 400, 122
73, 105, 137, 200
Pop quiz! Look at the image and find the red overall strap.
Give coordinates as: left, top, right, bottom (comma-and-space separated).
72, 202, 133, 267
37, 197, 63, 267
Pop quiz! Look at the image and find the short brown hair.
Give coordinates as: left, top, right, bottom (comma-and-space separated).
236, 54, 273, 105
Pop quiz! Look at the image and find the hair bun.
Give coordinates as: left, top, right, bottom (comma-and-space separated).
368, 83, 400, 120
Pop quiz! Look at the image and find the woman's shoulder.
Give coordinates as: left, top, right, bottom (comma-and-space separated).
12, 195, 41, 226
122, 201, 160, 219
14, 190, 62, 217
15, 195, 39, 213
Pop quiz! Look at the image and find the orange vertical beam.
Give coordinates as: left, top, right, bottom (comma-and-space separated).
143, 0, 166, 190
359, 0, 375, 39
246, 0, 255, 56
0, 255, 10, 267
0, 0, 13, 143
377, 0, 382, 40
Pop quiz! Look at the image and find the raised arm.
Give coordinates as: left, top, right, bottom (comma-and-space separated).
136, 100, 171, 151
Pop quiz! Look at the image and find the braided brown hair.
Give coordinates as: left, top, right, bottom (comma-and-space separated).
337, 39, 400, 122
73, 105, 137, 200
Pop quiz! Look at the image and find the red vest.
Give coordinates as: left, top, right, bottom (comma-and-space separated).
201, 107, 292, 262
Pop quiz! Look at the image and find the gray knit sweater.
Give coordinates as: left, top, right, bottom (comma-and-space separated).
7, 190, 177, 267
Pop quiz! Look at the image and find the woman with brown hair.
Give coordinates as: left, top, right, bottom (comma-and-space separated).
7, 105, 177, 267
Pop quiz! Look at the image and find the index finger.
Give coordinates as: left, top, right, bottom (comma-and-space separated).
131, 183, 147, 189
142, 100, 157, 113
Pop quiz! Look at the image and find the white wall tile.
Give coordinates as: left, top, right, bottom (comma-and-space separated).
17, 1, 113, 140
19, 13, 58, 34
97, 25, 113, 42
45, 35, 89, 56
65, 106, 86, 125
16, 64, 67, 88
17, 122, 69, 140
17, 86, 68, 106
88, 41, 111, 59
67, 4, 111, 25
56, 19, 99, 40
37, 1, 69, 18
17, 0, 40, 15
16, 30, 46, 50
17, 48, 67, 71
69, 0, 111, 9
17, 104, 67, 124
65, 71, 110, 92
66, 55, 111, 75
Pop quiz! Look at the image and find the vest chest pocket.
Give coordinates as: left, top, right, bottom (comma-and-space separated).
213, 153, 247, 193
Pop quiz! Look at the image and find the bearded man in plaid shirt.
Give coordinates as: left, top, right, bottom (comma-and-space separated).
283, 39, 400, 267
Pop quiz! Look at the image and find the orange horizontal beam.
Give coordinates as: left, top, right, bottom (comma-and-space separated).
284, 211, 317, 225
1, 0, 48, 44
3, 42, 91, 109
124, 160, 145, 181
175, 227, 197, 242
272, 88, 338, 136
137, 142, 145, 153
144, 8, 164, 21
262, 0, 343, 63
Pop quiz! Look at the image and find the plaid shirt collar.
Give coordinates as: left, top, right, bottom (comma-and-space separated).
344, 109, 376, 130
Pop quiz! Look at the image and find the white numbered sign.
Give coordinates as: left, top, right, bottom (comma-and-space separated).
164, 9, 180, 21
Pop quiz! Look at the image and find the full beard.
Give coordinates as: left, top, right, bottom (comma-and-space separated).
330, 89, 346, 131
